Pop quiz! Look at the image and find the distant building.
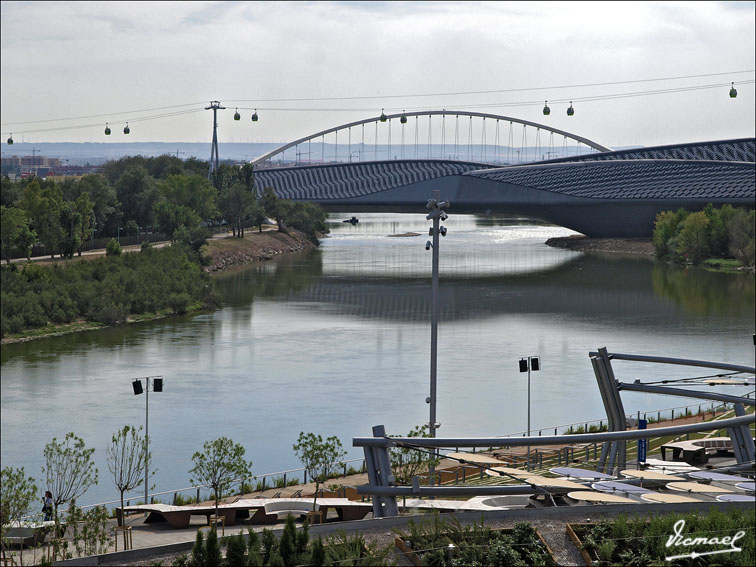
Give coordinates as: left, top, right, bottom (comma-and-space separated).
1, 156, 102, 179
1, 154, 62, 177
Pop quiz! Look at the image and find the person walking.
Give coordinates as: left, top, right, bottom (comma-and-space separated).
42, 491, 53, 521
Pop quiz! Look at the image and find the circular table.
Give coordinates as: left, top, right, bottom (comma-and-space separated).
523, 476, 587, 491
688, 471, 750, 482
550, 467, 613, 480
592, 481, 653, 494
446, 452, 506, 465
484, 466, 532, 479
667, 481, 733, 494
621, 469, 680, 482
640, 492, 701, 504
716, 493, 755, 502
566, 491, 637, 504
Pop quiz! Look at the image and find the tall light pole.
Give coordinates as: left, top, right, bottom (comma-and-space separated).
425, 191, 450, 442
518, 357, 540, 470
132, 376, 163, 505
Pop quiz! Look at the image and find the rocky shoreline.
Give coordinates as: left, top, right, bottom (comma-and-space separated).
545, 235, 655, 256
202, 229, 317, 272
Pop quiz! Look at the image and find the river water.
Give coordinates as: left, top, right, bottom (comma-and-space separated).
1, 213, 754, 507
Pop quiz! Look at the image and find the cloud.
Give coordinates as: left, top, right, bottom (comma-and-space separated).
1, 1, 753, 146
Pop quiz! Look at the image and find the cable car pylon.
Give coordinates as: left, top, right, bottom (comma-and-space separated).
205, 101, 225, 179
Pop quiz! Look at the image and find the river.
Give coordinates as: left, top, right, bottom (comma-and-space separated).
1, 213, 753, 507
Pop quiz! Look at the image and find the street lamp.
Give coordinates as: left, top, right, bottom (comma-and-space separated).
519, 357, 540, 470
425, 191, 450, 442
132, 376, 163, 505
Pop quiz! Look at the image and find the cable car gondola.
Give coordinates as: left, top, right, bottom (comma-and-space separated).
7, 134, 13, 145
730, 82, 737, 98
123, 123, 130, 135
234, 108, 241, 120
105, 123, 111, 135
400, 111, 407, 124
543, 101, 550, 116
567, 102, 574, 116
380, 108, 387, 122
251, 109, 258, 122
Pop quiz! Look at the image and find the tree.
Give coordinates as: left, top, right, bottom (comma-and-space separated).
261, 187, 289, 231
389, 425, 440, 510
115, 165, 159, 229
0, 176, 23, 207
154, 200, 202, 238
0, 206, 36, 263
158, 174, 218, 223
78, 174, 119, 238
20, 180, 64, 258
188, 437, 252, 521
74, 192, 95, 256
219, 183, 254, 237
652, 208, 687, 259
250, 196, 268, 233
59, 200, 83, 259
0, 466, 38, 563
41, 432, 98, 525
676, 211, 710, 264
293, 432, 346, 512
106, 425, 149, 526
287, 202, 327, 243
727, 208, 755, 267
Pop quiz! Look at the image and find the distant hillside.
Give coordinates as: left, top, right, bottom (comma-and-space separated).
0, 141, 643, 166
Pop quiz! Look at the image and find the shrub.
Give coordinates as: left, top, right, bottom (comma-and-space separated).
676, 211, 710, 264
106, 238, 121, 256
727, 208, 756, 267
167, 292, 192, 314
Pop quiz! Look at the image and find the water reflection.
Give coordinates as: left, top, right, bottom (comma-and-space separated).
652, 263, 755, 316
1, 214, 753, 509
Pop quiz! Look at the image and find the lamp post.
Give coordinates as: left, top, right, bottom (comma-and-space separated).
518, 357, 540, 470
132, 376, 163, 505
425, 191, 449, 441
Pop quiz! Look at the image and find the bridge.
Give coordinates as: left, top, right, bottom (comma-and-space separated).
250, 111, 755, 237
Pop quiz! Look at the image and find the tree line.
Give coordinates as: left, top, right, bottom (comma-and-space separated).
0, 155, 327, 263
652, 203, 755, 267
0, 244, 218, 337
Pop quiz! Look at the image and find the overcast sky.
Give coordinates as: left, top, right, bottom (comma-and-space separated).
1, 1, 754, 150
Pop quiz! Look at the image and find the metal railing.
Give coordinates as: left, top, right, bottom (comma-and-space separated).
36, 398, 753, 516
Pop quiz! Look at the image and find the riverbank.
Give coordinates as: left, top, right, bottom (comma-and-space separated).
202, 228, 317, 272
1, 229, 317, 344
545, 235, 655, 256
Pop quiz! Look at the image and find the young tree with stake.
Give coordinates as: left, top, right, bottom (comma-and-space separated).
41, 433, 98, 526
293, 432, 346, 513
189, 437, 253, 522
106, 425, 149, 526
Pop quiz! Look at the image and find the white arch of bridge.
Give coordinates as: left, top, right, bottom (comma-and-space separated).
250, 110, 612, 166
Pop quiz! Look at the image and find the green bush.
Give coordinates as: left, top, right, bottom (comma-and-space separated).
0, 245, 218, 337
653, 204, 755, 267
106, 238, 121, 256
677, 211, 710, 264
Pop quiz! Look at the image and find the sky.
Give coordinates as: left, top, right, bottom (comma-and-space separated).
1, 1, 754, 151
